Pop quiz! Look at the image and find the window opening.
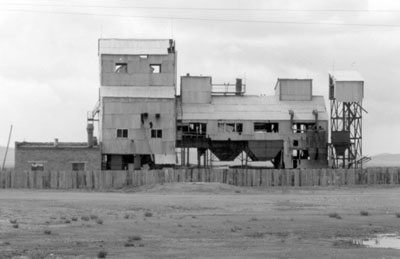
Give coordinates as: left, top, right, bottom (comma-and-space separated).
114, 63, 127, 73
31, 162, 44, 171
116, 129, 128, 138
72, 163, 85, 171
151, 129, 162, 138
150, 64, 161, 73
254, 122, 279, 133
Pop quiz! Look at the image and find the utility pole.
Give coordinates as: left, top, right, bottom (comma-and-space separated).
2, 125, 13, 170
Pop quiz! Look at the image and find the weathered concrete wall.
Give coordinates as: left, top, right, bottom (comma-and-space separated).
14, 146, 101, 173
101, 54, 176, 87
101, 97, 176, 156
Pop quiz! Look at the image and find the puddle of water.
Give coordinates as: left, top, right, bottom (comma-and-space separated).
355, 234, 400, 249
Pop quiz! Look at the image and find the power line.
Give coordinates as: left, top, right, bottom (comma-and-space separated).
1, 8, 400, 28
1, 3, 400, 13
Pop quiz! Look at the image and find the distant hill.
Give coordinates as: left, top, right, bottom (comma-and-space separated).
0, 146, 14, 169
365, 153, 400, 168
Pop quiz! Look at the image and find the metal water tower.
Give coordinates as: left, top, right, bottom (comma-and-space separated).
329, 71, 366, 168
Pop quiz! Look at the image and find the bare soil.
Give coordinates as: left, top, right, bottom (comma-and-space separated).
1, 183, 400, 259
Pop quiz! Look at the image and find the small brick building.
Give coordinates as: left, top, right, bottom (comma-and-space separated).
14, 141, 101, 172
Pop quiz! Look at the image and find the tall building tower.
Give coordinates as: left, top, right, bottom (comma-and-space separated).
96, 39, 177, 170
329, 71, 365, 168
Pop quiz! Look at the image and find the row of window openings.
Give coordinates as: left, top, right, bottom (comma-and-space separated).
31, 162, 85, 171
114, 63, 161, 74
116, 129, 162, 139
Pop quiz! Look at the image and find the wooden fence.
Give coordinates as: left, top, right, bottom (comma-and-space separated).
0, 167, 399, 189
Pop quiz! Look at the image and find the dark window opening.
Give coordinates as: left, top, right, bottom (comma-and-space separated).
116, 129, 128, 138
31, 163, 44, 171
151, 129, 162, 138
254, 122, 279, 133
293, 140, 299, 147
150, 64, 161, 74
292, 149, 310, 160
181, 123, 207, 139
72, 163, 85, 171
114, 63, 127, 73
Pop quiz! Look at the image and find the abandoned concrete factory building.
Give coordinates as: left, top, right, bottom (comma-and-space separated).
16, 38, 359, 172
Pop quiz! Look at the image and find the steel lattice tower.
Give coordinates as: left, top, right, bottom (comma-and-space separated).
329, 71, 364, 169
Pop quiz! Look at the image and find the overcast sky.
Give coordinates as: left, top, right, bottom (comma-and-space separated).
0, 0, 399, 156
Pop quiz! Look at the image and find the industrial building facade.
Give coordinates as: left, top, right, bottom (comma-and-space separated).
15, 38, 335, 171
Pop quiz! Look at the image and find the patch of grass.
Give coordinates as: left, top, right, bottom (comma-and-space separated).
124, 242, 135, 247
44, 230, 51, 235
250, 217, 258, 221
65, 220, 71, 224
28, 251, 49, 259
396, 212, 400, 218
144, 211, 153, 217
60, 216, 66, 220
71, 217, 78, 221
81, 216, 90, 221
138, 244, 144, 247
124, 214, 130, 219
231, 226, 242, 232
235, 190, 241, 193
328, 212, 342, 219
90, 214, 99, 220
333, 239, 363, 248
360, 210, 369, 216
9, 219, 17, 224
245, 232, 265, 238
96, 219, 103, 225
12, 224, 19, 229
177, 224, 183, 227
128, 235, 142, 242
97, 250, 108, 258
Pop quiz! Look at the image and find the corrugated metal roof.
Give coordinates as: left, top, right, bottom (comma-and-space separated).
101, 86, 175, 99
99, 39, 171, 55
179, 95, 328, 121
329, 71, 364, 81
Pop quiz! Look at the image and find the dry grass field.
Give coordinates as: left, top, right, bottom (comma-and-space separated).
1, 183, 400, 259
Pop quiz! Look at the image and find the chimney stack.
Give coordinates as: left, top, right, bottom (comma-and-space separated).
87, 123, 94, 147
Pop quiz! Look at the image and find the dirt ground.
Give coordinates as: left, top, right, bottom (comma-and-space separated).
1, 183, 400, 259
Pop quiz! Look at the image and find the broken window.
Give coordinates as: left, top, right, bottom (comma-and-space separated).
114, 63, 127, 73
181, 123, 207, 139
151, 129, 162, 138
116, 129, 128, 138
150, 64, 161, 74
218, 122, 243, 133
292, 123, 315, 133
292, 149, 309, 160
31, 162, 44, 171
254, 122, 279, 133
72, 162, 85, 171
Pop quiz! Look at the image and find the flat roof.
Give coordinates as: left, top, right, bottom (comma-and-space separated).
16, 142, 98, 149
329, 71, 364, 81
98, 39, 174, 55
178, 95, 328, 121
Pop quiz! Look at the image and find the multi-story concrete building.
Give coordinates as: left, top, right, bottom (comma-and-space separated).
15, 38, 330, 171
